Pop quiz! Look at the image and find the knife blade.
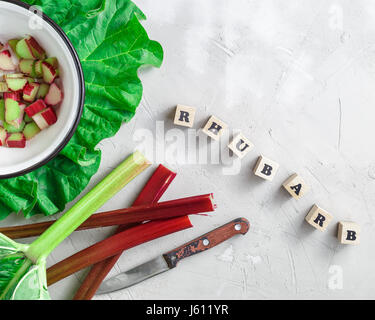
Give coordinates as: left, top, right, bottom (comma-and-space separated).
97, 217, 250, 294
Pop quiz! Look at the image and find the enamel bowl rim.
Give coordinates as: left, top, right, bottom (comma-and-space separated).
0, 0, 85, 179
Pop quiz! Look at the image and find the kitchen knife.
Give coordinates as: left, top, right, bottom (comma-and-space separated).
97, 217, 250, 294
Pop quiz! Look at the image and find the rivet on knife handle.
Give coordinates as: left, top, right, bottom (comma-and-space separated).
163, 217, 250, 268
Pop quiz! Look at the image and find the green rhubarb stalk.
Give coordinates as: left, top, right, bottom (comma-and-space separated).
26, 151, 150, 264
0, 151, 150, 300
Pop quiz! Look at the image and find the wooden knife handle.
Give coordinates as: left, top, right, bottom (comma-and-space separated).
163, 217, 250, 268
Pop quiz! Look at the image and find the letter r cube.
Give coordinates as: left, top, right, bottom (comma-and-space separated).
174, 105, 196, 128
305, 204, 333, 231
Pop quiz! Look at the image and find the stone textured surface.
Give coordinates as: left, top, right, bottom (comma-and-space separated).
2, 0, 375, 300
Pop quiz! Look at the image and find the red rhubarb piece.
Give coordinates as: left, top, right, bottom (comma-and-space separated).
32, 107, 57, 130
0, 50, 16, 71
25, 99, 47, 117
3, 92, 21, 101
47, 216, 193, 285
42, 61, 57, 84
73, 164, 177, 300
26, 36, 46, 59
44, 82, 63, 106
0, 194, 215, 238
23, 82, 40, 102
6, 133, 26, 148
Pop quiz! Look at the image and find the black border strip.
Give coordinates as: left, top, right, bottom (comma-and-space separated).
0, 0, 85, 179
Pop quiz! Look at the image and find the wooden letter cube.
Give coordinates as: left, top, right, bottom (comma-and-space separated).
337, 221, 360, 245
174, 105, 196, 128
202, 115, 228, 141
228, 134, 254, 159
253, 155, 279, 181
282, 173, 309, 199
305, 204, 333, 231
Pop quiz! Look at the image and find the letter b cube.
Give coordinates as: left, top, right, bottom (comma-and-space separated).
253, 155, 279, 181
337, 221, 360, 245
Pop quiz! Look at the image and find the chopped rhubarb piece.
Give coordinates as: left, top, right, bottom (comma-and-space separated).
0, 82, 8, 92
6, 133, 26, 148
44, 83, 63, 105
34, 60, 43, 78
26, 36, 46, 59
24, 113, 33, 123
25, 99, 47, 117
3, 91, 21, 101
44, 57, 58, 68
36, 83, 49, 99
3, 73, 24, 79
42, 61, 57, 84
5, 99, 21, 124
32, 107, 57, 129
15, 38, 35, 59
25, 77, 34, 84
19, 59, 37, 77
0, 127, 7, 146
0, 99, 4, 122
43, 58, 59, 77
0, 50, 16, 71
3, 121, 25, 133
8, 39, 20, 57
9, 103, 25, 129
23, 122, 41, 140
5, 78, 28, 92
23, 82, 40, 102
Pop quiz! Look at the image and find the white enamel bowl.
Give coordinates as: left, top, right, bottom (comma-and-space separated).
0, 0, 84, 179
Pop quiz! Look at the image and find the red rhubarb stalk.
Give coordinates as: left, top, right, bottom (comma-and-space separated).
0, 194, 214, 239
47, 216, 193, 286
73, 164, 176, 300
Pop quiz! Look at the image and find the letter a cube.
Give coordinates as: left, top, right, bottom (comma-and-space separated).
282, 173, 309, 199
305, 205, 333, 231
174, 105, 196, 128
253, 155, 279, 181
337, 221, 360, 245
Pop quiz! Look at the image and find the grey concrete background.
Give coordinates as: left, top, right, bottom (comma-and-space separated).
2, 0, 375, 299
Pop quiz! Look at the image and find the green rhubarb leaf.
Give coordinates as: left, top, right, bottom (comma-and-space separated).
0, 234, 30, 297
0, 233, 48, 300
0, 151, 149, 300
9, 264, 50, 300
0, 0, 163, 219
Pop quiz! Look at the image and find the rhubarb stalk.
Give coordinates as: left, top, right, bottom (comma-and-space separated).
0, 151, 150, 300
74, 164, 176, 300
0, 194, 214, 239
47, 216, 193, 285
